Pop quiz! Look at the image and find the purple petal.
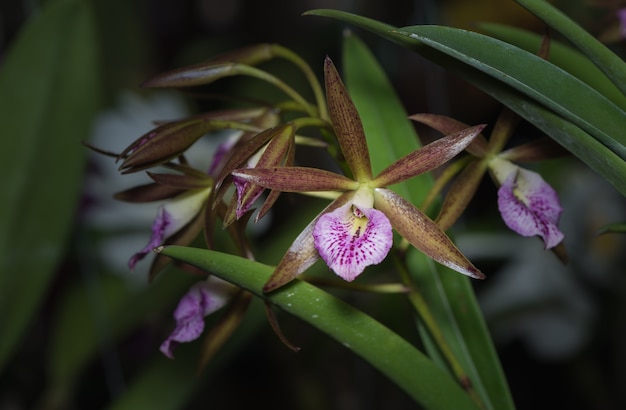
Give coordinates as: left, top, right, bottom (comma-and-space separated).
313, 202, 393, 281
208, 131, 242, 177
129, 188, 210, 269
160, 276, 235, 359
497, 168, 564, 249
233, 174, 264, 219
128, 206, 171, 270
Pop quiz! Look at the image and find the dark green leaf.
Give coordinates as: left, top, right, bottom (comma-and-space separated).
477, 23, 626, 110
515, 0, 626, 95
0, 0, 102, 372
158, 246, 480, 410
305, 9, 626, 196
395, 25, 626, 159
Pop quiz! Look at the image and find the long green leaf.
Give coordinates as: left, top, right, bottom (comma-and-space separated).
0, 0, 101, 372
515, 0, 626, 95
395, 25, 626, 159
477, 23, 626, 110
342, 34, 514, 410
304, 9, 626, 196
158, 246, 480, 410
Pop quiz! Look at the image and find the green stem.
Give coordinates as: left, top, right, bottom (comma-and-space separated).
271, 44, 329, 121
233, 64, 319, 118
392, 252, 485, 409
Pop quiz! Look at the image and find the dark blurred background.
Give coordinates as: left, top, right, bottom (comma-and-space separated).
2, 0, 626, 409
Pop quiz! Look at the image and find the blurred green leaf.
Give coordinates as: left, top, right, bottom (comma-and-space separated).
107, 296, 267, 410
0, 0, 102, 372
515, 0, 626, 95
477, 23, 626, 110
596, 222, 626, 236
341, 34, 514, 410
305, 9, 626, 196
159, 246, 480, 410
44, 268, 196, 406
394, 25, 626, 159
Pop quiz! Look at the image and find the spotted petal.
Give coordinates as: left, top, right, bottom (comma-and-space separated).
497, 167, 564, 249
160, 276, 235, 359
313, 202, 393, 281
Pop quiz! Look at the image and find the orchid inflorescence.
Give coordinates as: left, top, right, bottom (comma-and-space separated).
98, 43, 564, 360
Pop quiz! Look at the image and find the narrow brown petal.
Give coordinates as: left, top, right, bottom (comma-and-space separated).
324, 56, 372, 181
143, 44, 275, 88
118, 119, 212, 173
487, 107, 521, 155
255, 134, 297, 222
374, 188, 485, 279
147, 172, 213, 189
264, 302, 300, 352
214, 124, 291, 190
230, 124, 294, 222
435, 160, 488, 231
498, 137, 569, 162
113, 183, 183, 203
263, 219, 319, 292
197, 290, 253, 374
409, 113, 489, 157
232, 167, 358, 192
372, 125, 485, 188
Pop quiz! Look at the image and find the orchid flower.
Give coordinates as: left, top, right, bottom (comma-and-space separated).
410, 108, 566, 250
233, 57, 486, 291
160, 275, 237, 359
491, 157, 564, 249
128, 184, 212, 270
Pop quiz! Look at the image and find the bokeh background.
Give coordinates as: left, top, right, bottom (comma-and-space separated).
1, 0, 626, 409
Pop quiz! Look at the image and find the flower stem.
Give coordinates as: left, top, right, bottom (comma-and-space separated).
271, 44, 329, 121
233, 64, 319, 118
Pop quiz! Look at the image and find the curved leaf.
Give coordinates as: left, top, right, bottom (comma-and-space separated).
515, 0, 626, 95
477, 23, 626, 110
395, 25, 626, 159
158, 245, 480, 410
305, 9, 626, 197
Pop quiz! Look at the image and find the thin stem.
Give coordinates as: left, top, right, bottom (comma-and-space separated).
300, 275, 410, 293
234, 64, 320, 118
271, 44, 329, 121
419, 156, 474, 213
392, 252, 485, 409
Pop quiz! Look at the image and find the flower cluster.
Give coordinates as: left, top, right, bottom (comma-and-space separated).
97, 42, 565, 361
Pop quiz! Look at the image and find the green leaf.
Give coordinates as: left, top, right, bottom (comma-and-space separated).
515, 0, 626, 95
44, 268, 196, 406
596, 222, 626, 236
341, 34, 514, 410
477, 22, 626, 110
395, 25, 626, 159
158, 246, 480, 410
0, 0, 101, 372
305, 9, 626, 196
